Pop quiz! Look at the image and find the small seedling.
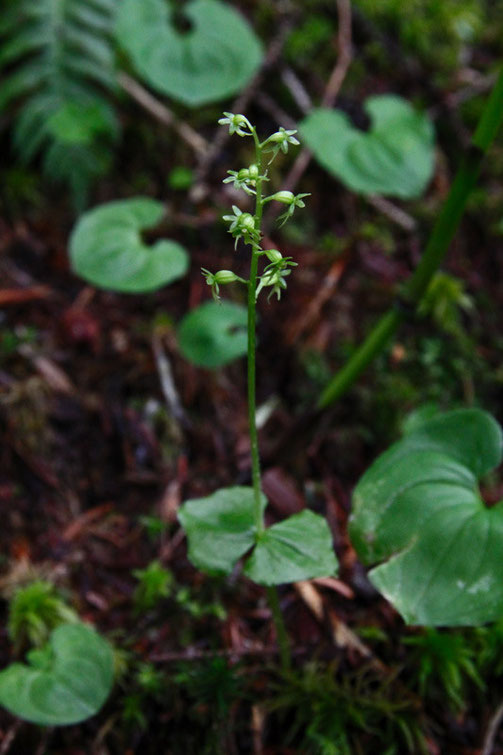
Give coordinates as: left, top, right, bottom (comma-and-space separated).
7, 580, 78, 651
133, 560, 174, 612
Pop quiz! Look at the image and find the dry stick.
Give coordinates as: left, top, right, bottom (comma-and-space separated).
482, 700, 503, 755
151, 332, 190, 428
366, 195, 417, 232
118, 72, 208, 156
0, 721, 22, 755
281, 67, 313, 114
150, 644, 308, 663
189, 15, 295, 201
263, 0, 353, 232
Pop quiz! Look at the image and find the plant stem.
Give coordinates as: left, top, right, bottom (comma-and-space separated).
266, 586, 291, 672
248, 129, 265, 533
248, 129, 292, 671
317, 65, 503, 409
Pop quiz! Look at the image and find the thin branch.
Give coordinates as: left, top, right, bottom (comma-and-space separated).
190, 14, 296, 201
150, 644, 308, 663
256, 91, 297, 130
366, 195, 417, 232
151, 332, 190, 429
0, 721, 22, 755
118, 72, 208, 156
281, 67, 313, 114
482, 699, 503, 755
264, 0, 353, 231
322, 0, 353, 108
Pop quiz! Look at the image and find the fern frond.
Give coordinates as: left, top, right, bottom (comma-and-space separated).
0, 0, 119, 207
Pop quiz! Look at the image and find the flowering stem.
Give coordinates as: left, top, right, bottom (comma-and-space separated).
248, 127, 291, 671
248, 128, 265, 534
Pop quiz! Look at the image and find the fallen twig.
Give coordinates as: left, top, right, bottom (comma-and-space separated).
482, 699, 503, 755
151, 332, 190, 428
118, 72, 208, 156
0, 286, 51, 306
190, 12, 296, 201
0, 721, 22, 755
264, 0, 353, 231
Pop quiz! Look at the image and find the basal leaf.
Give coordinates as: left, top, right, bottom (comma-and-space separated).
70, 198, 189, 293
300, 95, 435, 199
350, 409, 503, 626
244, 510, 338, 586
0, 623, 114, 725
177, 300, 247, 368
178, 486, 267, 575
115, 0, 263, 106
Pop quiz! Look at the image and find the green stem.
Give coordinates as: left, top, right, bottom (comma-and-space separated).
248, 129, 265, 533
317, 66, 503, 409
248, 129, 292, 671
266, 586, 291, 672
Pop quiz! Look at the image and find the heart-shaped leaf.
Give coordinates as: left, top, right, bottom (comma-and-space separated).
179, 488, 338, 585
244, 510, 338, 585
115, 0, 263, 107
177, 300, 247, 368
70, 198, 189, 293
0, 623, 114, 725
300, 95, 435, 199
70, 197, 188, 294
350, 409, 503, 626
178, 486, 267, 574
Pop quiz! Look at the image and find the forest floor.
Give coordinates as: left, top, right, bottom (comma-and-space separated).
2, 1, 503, 753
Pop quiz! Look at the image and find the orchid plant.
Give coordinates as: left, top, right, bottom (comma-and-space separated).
178, 114, 338, 668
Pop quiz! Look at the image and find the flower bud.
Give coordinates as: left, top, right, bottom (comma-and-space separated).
270, 191, 295, 204
238, 168, 250, 181
265, 249, 283, 263
213, 270, 239, 284
248, 164, 259, 179
239, 213, 255, 231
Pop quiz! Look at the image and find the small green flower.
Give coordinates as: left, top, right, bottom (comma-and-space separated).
277, 193, 310, 227
266, 127, 300, 154
202, 268, 243, 301
223, 164, 265, 195
222, 205, 257, 247
263, 249, 283, 263
218, 112, 252, 137
255, 268, 291, 301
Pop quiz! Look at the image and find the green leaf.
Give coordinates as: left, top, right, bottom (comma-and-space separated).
177, 300, 247, 368
0, 0, 118, 204
69, 198, 189, 293
0, 623, 114, 725
243, 510, 338, 585
47, 101, 117, 145
115, 0, 263, 107
300, 95, 435, 199
178, 486, 267, 575
350, 409, 503, 626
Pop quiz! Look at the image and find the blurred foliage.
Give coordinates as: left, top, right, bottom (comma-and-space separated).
0, 0, 119, 210
133, 561, 174, 613
7, 581, 78, 651
404, 629, 484, 712
355, 0, 485, 77
266, 663, 426, 754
